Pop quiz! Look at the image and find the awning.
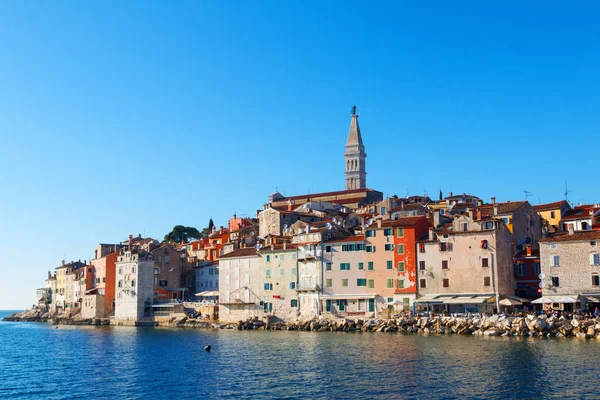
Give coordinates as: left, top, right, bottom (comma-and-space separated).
532, 296, 577, 304
531, 297, 554, 304
321, 294, 377, 300
500, 298, 522, 306
583, 296, 600, 303
414, 295, 444, 304
443, 296, 492, 305
195, 291, 220, 297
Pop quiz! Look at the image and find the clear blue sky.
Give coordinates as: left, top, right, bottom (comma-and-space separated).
1, 2, 599, 309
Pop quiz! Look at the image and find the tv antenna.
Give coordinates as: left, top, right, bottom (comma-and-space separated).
564, 181, 571, 203
523, 190, 532, 201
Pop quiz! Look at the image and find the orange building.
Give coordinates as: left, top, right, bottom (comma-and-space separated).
91, 251, 119, 316
391, 216, 432, 310
205, 228, 230, 261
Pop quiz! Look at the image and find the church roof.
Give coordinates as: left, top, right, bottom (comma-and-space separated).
346, 114, 364, 149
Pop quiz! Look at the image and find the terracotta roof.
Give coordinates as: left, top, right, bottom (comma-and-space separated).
259, 243, 300, 252
533, 200, 569, 212
323, 235, 365, 244
561, 206, 598, 221
274, 188, 382, 202
479, 201, 527, 217
540, 230, 600, 243
390, 203, 426, 212
379, 216, 428, 227
218, 248, 258, 259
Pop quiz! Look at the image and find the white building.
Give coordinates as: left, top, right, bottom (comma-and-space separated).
114, 248, 154, 324
218, 248, 262, 323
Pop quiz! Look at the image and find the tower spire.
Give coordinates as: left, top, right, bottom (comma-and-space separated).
344, 105, 367, 190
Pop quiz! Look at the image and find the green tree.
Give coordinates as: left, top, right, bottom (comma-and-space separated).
164, 225, 202, 243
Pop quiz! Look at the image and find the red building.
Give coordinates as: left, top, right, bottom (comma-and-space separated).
388, 216, 432, 309
513, 245, 541, 299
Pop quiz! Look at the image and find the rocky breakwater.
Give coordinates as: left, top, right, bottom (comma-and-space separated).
227, 314, 600, 339
3, 309, 109, 326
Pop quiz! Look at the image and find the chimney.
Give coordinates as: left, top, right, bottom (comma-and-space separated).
377, 219, 382, 228
271, 244, 275, 251
48, 271, 51, 279
448, 191, 453, 197
476, 209, 482, 220
433, 210, 440, 228
306, 224, 310, 234
287, 200, 293, 211
428, 227, 434, 241
283, 242, 287, 250
493, 205, 498, 216
128, 234, 133, 250
568, 224, 575, 236
467, 208, 473, 219
526, 245, 532, 256
491, 197, 496, 204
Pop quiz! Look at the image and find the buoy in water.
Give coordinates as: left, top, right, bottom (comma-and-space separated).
204, 345, 211, 352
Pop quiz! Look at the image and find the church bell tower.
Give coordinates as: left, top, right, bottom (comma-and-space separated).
344, 105, 366, 190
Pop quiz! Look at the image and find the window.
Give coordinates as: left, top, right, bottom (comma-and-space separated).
385, 243, 393, 251
514, 264, 527, 276
483, 277, 491, 287
102, 277, 105, 283
326, 278, 332, 288
381, 207, 387, 215
419, 261, 426, 271
292, 267, 297, 275
550, 243, 557, 249
442, 260, 448, 270
442, 278, 449, 288
279, 268, 285, 276
551, 276, 560, 287
551, 255, 560, 267
398, 261, 405, 272
165, 256, 170, 263
386, 279, 394, 288
366, 230, 375, 238
482, 258, 489, 267
264, 283, 273, 291
366, 245, 375, 253
342, 279, 348, 287
383, 228, 393, 236
266, 269, 271, 277
159, 280, 168, 287
386, 260, 393, 270
289, 282, 296, 289
118, 281, 122, 288
462, 223, 468, 232
440, 242, 448, 252
290, 299, 298, 307
358, 262, 364, 270
131, 280, 136, 287
593, 275, 600, 287
342, 243, 365, 252
280, 254, 285, 260
340, 263, 350, 271
419, 243, 425, 253
368, 262, 374, 270
266, 255, 271, 262
357, 278, 367, 287
396, 227, 404, 238
533, 262, 541, 275
502, 217, 510, 225
397, 279, 404, 289
550, 211, 556, 219
325, 246, 332, 253
326, 263, 332, 271
263, 302, 273, 313
397, 244, 404, 254
591, 254, 600, 265
387, 297, 394, 303
419, 279, 427, 289
484, 221, 494, 230
368, 279, 375, 288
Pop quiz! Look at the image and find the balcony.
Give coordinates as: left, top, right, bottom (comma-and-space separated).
297, 281, 320, 292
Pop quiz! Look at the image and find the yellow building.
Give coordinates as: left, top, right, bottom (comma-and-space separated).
533, 200, 571, 232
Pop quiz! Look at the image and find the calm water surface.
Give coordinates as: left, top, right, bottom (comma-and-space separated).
1, 310, 600, 399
